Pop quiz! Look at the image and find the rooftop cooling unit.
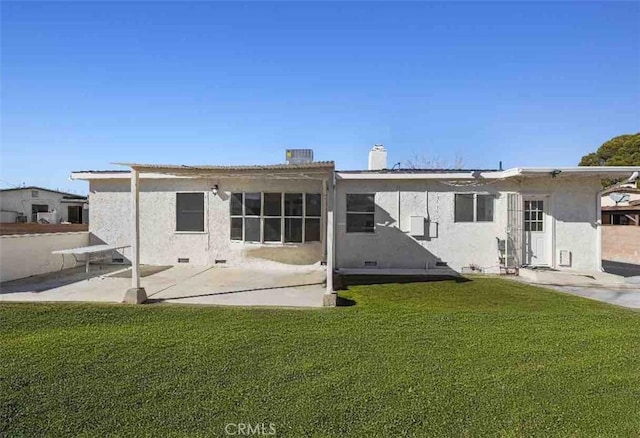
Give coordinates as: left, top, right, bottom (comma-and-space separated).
286, 149, 314, 165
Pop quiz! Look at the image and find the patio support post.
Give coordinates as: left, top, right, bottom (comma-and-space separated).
123, 167, 147, 304
323, 174, 336, 306
596, 188, 603, 272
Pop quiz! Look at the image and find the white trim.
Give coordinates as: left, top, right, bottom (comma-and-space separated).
74, 166, 640, 182
337, 172, 505, 180
229, 191, 321, 244
337, 166, 640, 181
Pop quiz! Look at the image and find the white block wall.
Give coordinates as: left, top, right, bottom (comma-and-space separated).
0, 232, 89, 282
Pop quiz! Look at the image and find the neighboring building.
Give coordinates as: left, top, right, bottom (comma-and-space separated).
70, 148, 639, 293
600, 183, 640, 264
0, 186, 88, 224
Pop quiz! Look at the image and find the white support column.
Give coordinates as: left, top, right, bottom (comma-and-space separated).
323, 175, 336, 306
123, 167, 147, 304
321, 179, 328, 262
595, 188, 603, 271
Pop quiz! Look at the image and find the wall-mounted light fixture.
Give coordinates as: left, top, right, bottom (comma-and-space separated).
551, 170, 562, 178
212, 184, 219, 196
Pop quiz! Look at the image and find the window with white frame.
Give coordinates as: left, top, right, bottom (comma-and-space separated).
176, 192, 205, 232
230, 192, 321, 243
346, 194, 375, 233
454, 194, 494, 222
524, 200, 544, 231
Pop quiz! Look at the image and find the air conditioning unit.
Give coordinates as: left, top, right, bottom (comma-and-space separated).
559, 250, 572, 267
286, 149, 313, 164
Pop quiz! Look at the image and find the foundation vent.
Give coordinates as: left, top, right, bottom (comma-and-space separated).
215, 259, 227, 264
177, 258, 190, 263
112, 257, 125, 264
364, 260, 378, 267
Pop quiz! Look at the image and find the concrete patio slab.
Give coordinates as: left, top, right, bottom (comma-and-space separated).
0, 264, 327, 308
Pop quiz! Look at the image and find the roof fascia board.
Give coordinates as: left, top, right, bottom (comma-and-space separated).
336, 166, 640, 180
71, 171, 331, 181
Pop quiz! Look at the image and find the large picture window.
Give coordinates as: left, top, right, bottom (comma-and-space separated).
454, 194, 494, 223
176, 192, 205, 232
230, 192, 322, 243
346, 194, 375, 233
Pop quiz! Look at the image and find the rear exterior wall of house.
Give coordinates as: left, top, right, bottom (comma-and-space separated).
334, 176, 601, 273
89, 177, 326, 266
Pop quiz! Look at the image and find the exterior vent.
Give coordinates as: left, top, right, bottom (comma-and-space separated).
559, 250, 572, 267
112, 257, 125, 264
364, 260, 377, 267
435, 261, 448, 267
286, 149, 313, 165
215, 259, 226, 264
177, 258, 190, 263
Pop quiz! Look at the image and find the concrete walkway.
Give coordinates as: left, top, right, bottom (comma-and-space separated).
515, 270, 640, 310
548, 284, 640, 309
0, 264, 327, 308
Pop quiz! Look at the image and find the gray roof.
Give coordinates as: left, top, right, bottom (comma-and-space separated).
0, 185, 86, 199
112, 161, 335, 171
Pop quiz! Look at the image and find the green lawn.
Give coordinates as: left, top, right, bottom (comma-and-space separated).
1, 277, 640, 437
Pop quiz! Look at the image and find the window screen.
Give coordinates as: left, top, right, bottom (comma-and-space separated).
176, 193, 204, 232
285, 193, 303, 216
454, 194, 474, 222
244, 193, 262, 216
264, 193, 282, 216
455, 194, 494, 223
346, 194, 375, 233
476, 195, 494, 222
305, 193, 322, 217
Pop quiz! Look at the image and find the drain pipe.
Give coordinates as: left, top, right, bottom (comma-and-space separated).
596, 187, 603, 272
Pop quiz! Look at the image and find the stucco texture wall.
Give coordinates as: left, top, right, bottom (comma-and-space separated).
335, 176, 602, 273
0, 231, 89, 282
89, 177, 325, 266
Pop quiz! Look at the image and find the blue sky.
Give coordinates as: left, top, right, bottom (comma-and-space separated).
1, 1, 639, 193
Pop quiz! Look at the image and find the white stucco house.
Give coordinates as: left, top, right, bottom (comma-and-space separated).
70, 147, 639, 304
0, 186, 88, 224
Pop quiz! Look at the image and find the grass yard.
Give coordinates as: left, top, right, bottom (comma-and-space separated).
1, 277, 640, 437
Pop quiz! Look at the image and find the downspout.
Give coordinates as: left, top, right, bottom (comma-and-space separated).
397, 189, 401, 230
425, 189, 430, 222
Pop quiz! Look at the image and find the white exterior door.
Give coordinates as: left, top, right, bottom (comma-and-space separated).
523, 199, 548, 266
